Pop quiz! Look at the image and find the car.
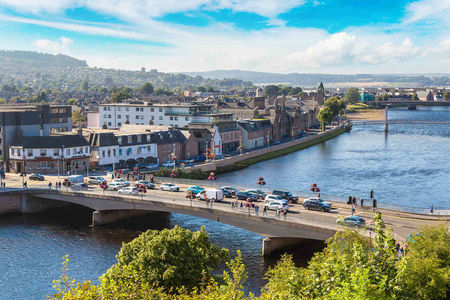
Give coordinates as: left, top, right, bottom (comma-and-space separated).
303, 198, 331, 212
222, 186, 239, 195
107, 182, 125, 191
272, 190, 299, 203
160, 183, 179, 192
306, 197, 332, 208
29, 173, 45, 181
134, 180, 155, 189
146, 163, 159, 169
112, 178, 130, 186
264, 200, 289, 212
245, 189, 267, 199
221, 188, 233, 198
235, 191, 258, 201
86, 176, 106, 185
186, 185, 205, 194
162, 161, 175, 167
264, 195, 285, 202
337, 216, 366, 228
118, 187, 139, 196
70, 183, 89, 191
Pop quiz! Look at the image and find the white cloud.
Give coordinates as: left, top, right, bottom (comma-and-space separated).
359, 39, 420, 64
34, 36, 73, 54
404, 0, 450, 23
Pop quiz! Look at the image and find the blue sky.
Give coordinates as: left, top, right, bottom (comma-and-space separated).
0, 0, 449, 73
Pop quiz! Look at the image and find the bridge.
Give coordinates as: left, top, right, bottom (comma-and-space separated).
365, 101, 450, 109
0, 185, 445, 256
353, 120, 450, 125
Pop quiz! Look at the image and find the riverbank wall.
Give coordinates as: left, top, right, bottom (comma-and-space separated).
182, 125, 349, 176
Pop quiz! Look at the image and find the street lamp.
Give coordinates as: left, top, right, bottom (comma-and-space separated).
62, 145, 65, 175
22, 148, 25, 187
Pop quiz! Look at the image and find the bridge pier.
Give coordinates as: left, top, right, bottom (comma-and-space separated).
91, 210, 169, 226
262, 237, 309, 256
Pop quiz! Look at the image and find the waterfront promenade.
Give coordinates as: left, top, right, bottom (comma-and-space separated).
0, 175, 446, 255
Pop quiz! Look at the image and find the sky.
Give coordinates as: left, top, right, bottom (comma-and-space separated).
0, 0, 449, 74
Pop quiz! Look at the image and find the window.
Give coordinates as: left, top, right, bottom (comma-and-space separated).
78, 147, 83, 154
140, 108, 143, 112
108, 114, 111, 118
147, 146, 151, 152
102, 150, 105, 157
107, 150, 111, 157
137, 147, 141, 154
137, 135, 142, 143
174, 117, 178, 121
85, 147, 89, 153
118, 122, 122, 127
147, 134, 151, 141
118, 115, 122, 119
159, 108, 163, 112
136, 108, 139, 112
66, 149, 71, 155
40, 149, 46, 156
150, 108, 154, 112
103, 114, 107, 118
126, 115, 129, 119
185, 117, 189, 121
128, 136, 132, 143
108, 122, 111, 126
118, 149, 122, 155
107, 107, 111, 111
151, 116, 155, 120
118, 136, 122, 144
103, 107, 107, 111
28, 149, 33, 157
170, 116, 173, 120
140, 115, 144, 120
159, 116, 163, 120
113, 149, 116, 156
54, 149, 59, 156
136, 115, 140, 120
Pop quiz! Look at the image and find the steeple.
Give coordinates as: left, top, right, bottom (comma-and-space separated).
317, 81, 325, 106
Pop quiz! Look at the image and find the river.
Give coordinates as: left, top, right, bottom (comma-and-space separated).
1, 106, 449, 299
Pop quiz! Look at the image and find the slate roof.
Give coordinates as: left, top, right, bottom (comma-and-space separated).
238, 119, 272, 132
11, 135, 89, 149
150, 130, 187, 145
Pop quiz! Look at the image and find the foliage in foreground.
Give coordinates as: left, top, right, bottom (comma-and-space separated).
49, 217, 449, 300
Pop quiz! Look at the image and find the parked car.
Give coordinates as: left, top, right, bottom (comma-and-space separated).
112, 178, 130, 187
118, 187, 139, 196
162, 161, 175, 167
264, 195, 285, 202
221, 188, 233, 198
186, 185, 205, 195
160, 183, 179, 192
107, 182, 125, 191
235, 191, 258, 201
306, 197, 332, 208
70, 183, 88, 191
196, 189, 224, 202
134, 180, 155, 189
337, 216, 366, 228
29, 173, 45, 181
245, 189, 267, 199
272, 190, 299, 203
264, 199, 289, 212
222, 186, 239, 195
86, 176, 106, 185
146, 163, 159, 169
303, 198, 331, 212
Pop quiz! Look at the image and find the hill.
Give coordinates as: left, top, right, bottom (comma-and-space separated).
184, 70, 450, 88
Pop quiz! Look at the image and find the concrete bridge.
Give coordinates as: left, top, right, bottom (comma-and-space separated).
0, 187, 445, 256
365, 101, 450, 109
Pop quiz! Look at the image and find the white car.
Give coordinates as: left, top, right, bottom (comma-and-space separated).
306, 197, 332, 208
264, 195, 285, 202
264, 201, 289, 212
162, 161, 175, 168
160, 183, 179, 192
112, 178, 130, 187
118, 187, 139, 196
107, 182, 125, 191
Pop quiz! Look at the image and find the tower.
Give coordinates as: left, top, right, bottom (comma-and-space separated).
317, 82, 325, 106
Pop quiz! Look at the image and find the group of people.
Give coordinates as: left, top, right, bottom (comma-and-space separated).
113, 169, 154, 183
348, 196, 377, 215
48, 182, 64, 189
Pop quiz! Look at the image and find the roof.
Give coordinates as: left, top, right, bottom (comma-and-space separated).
11, 135, 89, 149
238, 119, 272, 132
150, 130, 187, 145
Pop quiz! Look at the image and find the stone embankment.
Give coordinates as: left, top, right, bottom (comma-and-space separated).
184, 125, 349, 174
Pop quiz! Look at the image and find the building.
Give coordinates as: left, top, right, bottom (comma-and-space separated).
317, 82, 325, 106
9, 135, 89, 174
238, 119, 272, 150
0, 104, 72, 170
93, 103, 219, 129
360, 93, 375, 102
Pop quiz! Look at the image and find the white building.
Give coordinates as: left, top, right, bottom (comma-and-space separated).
93, 103, 218, 129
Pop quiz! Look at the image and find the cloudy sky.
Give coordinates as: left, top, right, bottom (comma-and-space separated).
0, 0, 449, 73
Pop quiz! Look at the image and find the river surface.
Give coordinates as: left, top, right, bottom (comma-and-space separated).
1, 106, 449, 299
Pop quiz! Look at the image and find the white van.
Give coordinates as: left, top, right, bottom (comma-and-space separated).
63, 175, 84, 186
197, 189, 224, 202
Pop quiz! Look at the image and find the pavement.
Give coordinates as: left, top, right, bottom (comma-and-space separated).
1, 172, 448, 244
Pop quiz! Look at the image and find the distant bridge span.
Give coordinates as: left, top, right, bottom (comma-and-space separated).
353, 120, 450, 125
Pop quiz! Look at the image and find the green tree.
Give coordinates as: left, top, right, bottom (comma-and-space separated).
443, 91, 448, 101
280, 86, 292, 95
197, 86, 206, 92
325, 96, 346, 116
412, 92, 419, 101
289, 87, 303, 95
382, 94, 389, 101
206, 87, 216, 92
67, 98, 77, 106
72, 110, 86, 124
344, 87, 360, 104
317, 106, 334, 131
140, 82, 154, 95
263, 85, 280, 97
0, 98, 6, 104
375, 95, 382, 102
100, 226, 229, 294
110, 90, 131, 103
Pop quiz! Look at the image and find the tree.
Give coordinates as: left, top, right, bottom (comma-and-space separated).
206, 87, 216, 92
67, 98, 77, 106
382, 94, 389, 101
443, 91, 448, 101
289, 87, 303, 95
344, 87, 360, 104
110, 90, 131, 103
263, 85, 280, 97
317, 107, 334, 131
325, 96, 346, 116
375, 95, 382, 102
100, 226, 229, 294
140, 82, 154, 95
72, 110, 86, 124
197, 86, 206, 92
412, 92, 419, 101
0, 98, 6, 104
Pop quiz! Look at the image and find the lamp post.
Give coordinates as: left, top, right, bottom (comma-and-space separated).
62, 145, 65, 175
22, 149, 25, 187
112, 148, 116, 174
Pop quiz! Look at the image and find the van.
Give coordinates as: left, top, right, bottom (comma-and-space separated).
63, 175, 84, 186
197, 189, 224, 202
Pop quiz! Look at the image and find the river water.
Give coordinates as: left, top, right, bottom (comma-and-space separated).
1, 107, 449, 299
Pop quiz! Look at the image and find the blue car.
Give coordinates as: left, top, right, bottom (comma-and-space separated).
235, 191, 258, 201
337, 216, 366, 228
186, 185, 205, 195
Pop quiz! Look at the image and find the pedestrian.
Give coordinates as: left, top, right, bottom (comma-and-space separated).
396, 243, 400, 253
240, 201, 243, 211
399, 247, 404, 256
255, 205, 259, 216
58, 181, 62, 189
430, 204, 434, 214
283, 210, 287, 220
353, 196, 357, 206
231, 201, 234, 210
48, 182, 52, 189
351, 205, 355, 216
263, 205, 267, 216
275, 208, 279, 219
372, 198, 377, 211
360, 198, 364, 207
211, 198, 214, 208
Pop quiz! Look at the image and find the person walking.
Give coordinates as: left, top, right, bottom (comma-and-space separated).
283, 210, 287, 220
360, 198, 364, 208
351, 205, 355, 216
255, 205, 259, 216
240, 201, 243, 211
275, 208, 279, 219
372, 198, 377, 212
430, 204, 434, 214
48, 182, 52, 189
263, 205, 267, 216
